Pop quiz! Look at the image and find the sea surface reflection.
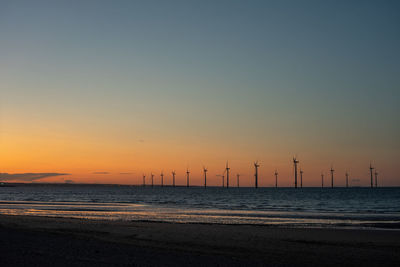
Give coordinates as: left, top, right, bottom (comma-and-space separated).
0, 185, 399, 229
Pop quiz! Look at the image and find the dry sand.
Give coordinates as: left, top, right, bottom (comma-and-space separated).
0, 215, 399, 266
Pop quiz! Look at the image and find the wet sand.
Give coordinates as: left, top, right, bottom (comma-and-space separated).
0, 215, 399, 266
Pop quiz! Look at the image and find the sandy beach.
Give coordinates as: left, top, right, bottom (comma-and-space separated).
0, 215, 399, 266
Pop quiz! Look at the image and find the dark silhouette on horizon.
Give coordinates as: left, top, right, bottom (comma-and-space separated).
300, 169, 303, 188
216, 174, 224, 188
237, 174, 241, 188
186, 169, 190, 187
321, 173, 324, 188
370, 163, 374, 188
254, 161, 260, 188
172, 171, 176, 187
203, 167, 207, 188
226, 162, 230, 188
128, 158, 382, 189
293, 157, 299, 188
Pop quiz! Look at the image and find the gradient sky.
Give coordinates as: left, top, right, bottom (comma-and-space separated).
1, 0, 399, 186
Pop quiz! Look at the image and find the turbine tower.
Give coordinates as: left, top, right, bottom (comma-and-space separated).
172, 170, 176, 187
161, 171, 164, 187
274, 170, 278, 188
151, 173, 154, 187
369, 163, 374, 188
236, 174, 240, 188
300, 168, 303, 188
142, 174, 146, 187
330, 166, 334, 188
203, 167, 207, 188
293, 157, 299, 188
216, 174, 225, 188
186, 169, 190, 187
225, 162, 230, 188
254, 161, 260, 188
374, 170, 378, 188
321, 173, 324, 188
345, 171, 349, 188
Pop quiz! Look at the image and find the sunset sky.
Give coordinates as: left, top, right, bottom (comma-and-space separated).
1, 1, 399, 186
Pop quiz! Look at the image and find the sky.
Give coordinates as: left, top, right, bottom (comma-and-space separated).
1, 0, 399, 186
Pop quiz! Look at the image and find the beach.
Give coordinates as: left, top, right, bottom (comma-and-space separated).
1, 215, 399, 266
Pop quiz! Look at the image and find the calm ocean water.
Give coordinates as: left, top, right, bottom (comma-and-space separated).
1, 185, 399, 229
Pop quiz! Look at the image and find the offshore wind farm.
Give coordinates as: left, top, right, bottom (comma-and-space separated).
136, 159, 382, 189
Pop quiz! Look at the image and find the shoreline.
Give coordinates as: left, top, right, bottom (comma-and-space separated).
1, 214, 400, 266
2, 213, 400, 231
1, 199, 399, 229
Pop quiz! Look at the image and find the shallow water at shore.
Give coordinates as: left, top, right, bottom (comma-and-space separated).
0, 185, 399, 228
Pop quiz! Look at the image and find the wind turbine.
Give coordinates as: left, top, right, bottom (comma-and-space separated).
345, 171, 349, 188
300, 168, 303, 188
293, 157, 299, 188
374, 170, 378, 188
369, 163, 374, 188
186, 168, 190, 187
203, 166, 208, 188
142, 174, 146, 187
225, 161, 230, 188
330, 165, 334, 188
274, 170, 278, 188
254, 161, 260, 188
151, 173, 154, 187
172, 170, 176, 187
161, 171, 164, 187
321, 172, 324, 188
216, 174, 225, 188
236, 174, 241, 188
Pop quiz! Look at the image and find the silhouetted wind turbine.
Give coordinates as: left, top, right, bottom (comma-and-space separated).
321, 172, 324, 188
172, 170, 176, 187
293, 157, 299, 188
374, 170, 378, 188
274, 170, 278, 188
226, 161, 230, 188
151, 173, 154, 187
216, 174, 225, 188
161, 171, 164, 187
142, 174, 146, 187
330, 165, 334, 188
236, 174, 241, 188
369, 163, 374, 188
254, 161, 260, 188
300, 168, 303, 188
186, 169, 190, 187
203, 166, 208, 188
345, 171, 349, 188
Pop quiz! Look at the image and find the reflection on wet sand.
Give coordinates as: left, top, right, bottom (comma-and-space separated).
1, 200, 399, 229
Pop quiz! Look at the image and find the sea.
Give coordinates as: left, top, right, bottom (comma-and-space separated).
1, 184, 399, 229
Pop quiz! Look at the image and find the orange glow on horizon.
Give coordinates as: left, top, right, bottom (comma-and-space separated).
1, 120, 398, 187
